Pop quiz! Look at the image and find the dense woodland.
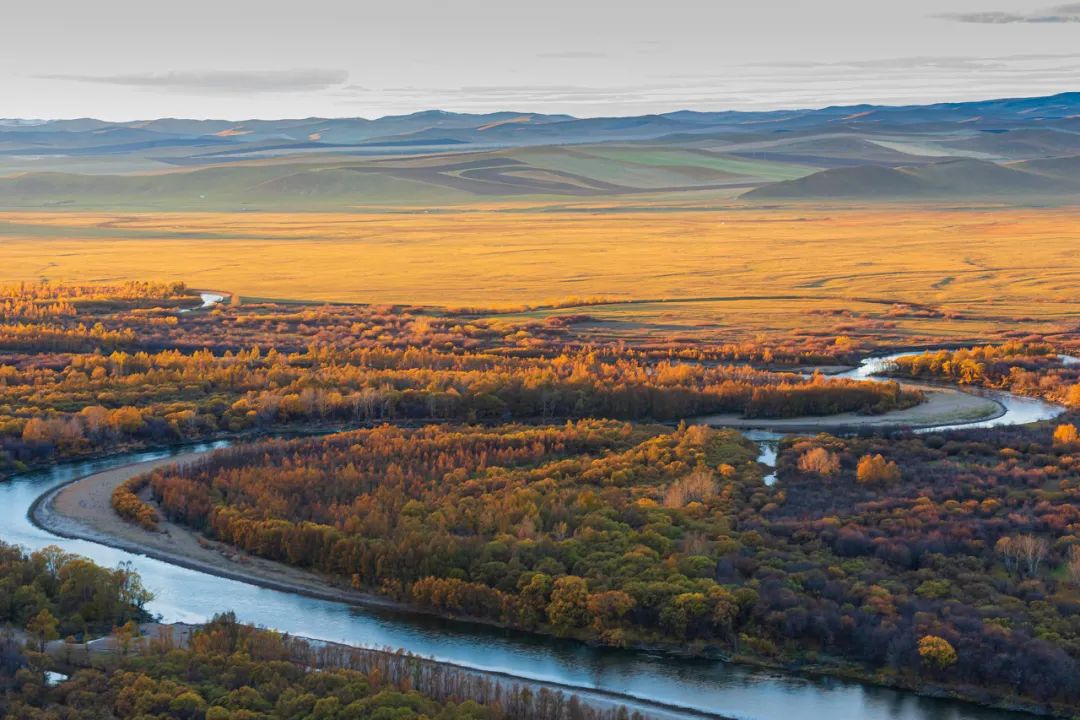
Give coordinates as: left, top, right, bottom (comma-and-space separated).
142, 417, 1080, 714
4, 282, 1080, 717
0, 283, 916, 477
0, 541, 150, 694
0, 549, 638, 720
0, 282, 865, 360
0, 542, 152, 644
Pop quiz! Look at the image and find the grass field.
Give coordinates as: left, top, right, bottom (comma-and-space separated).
3, 206, 1077, 341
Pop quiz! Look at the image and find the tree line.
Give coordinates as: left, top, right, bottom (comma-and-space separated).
1, 344, 917, 477
2, 558, 643, 720
136, 416, 1080, 713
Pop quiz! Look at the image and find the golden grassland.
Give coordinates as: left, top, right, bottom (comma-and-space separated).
1, 206, 1077, 340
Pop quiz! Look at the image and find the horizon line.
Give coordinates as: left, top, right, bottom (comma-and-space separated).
3, 89, 1078, 126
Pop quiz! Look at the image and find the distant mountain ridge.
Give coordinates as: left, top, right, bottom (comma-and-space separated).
1, 92, 1078, 207
4, 92, 1080, 152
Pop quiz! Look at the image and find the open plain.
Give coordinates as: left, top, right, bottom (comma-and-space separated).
3, 206, 1078, 344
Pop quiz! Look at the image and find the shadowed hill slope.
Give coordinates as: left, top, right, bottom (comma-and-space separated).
742, 158, 1080, 201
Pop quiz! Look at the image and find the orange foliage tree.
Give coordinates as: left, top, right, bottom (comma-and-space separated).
1053, 423, 1078, 447
856, 454, 901, 485
797, 447, 841, 476
918, 635, 957, 670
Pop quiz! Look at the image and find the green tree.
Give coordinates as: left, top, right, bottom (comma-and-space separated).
517, 573, 552, 629
546, 576, 589, 634
660, 593, 709, 639
26, 608, 59, 652
170, 691, 208, 720
587, 590, 635, 634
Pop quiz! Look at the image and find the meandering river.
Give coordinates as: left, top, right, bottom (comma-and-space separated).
832, 352, 1066, 430
745, 352, 1067, 483
4, 353, 1072, 720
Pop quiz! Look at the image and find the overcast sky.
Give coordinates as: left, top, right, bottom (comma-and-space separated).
4, 1, 1080, 120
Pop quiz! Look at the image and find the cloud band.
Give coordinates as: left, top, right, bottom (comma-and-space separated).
35, 69, 349, 94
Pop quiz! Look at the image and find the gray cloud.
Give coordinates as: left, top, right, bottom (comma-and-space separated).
937, 3, 1080, 23
324, 46, 1080, 117
335, 83, 670, 107
537, 51, 608, 59
35, 69, 349, 94
747, 52, 1080, 71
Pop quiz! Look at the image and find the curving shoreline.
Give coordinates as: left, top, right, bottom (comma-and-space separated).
691, 381, 1006, 432
21, 351, 1072, 720
28, 450, 1054, 720
178, 289, 230, 313
29, 452, 737, 720
28, 374, 1009, 609
30, 451, 411, 615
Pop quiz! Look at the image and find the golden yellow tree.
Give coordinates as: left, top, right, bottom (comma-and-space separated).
918, 635, 957, 670
798, 447, 840, 476
1053, 423, 1078, 447
856, 454, 901, 485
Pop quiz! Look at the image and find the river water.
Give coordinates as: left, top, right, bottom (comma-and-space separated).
3, 354, 1071, 720
833, 352, 1066, 431
178, 292, 227, 314
746, 352, 1066, 484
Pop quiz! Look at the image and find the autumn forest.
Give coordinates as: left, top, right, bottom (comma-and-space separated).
0, 275, 1075, 720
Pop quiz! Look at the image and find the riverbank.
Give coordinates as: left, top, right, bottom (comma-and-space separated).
691, 382, 1004, 432
35, 620, 731, 720
1, 419, 387, 483
178, 289, 230, 313
30, 451, 1068, 720
31, 451, 411, 615
30, 457, 747, 720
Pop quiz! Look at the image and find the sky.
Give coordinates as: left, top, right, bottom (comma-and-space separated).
4, 0, 1080, 120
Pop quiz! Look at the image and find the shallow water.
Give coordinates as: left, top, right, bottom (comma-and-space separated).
736, 352, 1066, 489
741, 429, 783, 486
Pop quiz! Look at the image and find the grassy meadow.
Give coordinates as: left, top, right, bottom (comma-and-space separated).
3, 205, 1077, 342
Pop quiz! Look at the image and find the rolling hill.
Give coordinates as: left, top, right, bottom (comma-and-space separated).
2, 93, 1080, 206
741, 158, 1080, 201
